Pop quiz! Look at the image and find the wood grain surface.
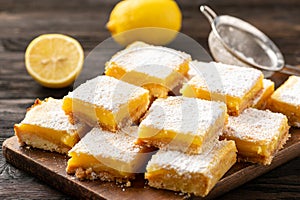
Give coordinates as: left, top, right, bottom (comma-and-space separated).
1, 0, 300, 199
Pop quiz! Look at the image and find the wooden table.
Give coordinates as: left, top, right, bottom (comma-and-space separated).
0, 0, 299, 199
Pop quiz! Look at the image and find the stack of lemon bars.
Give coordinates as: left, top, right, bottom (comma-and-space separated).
14, 42, 299, 197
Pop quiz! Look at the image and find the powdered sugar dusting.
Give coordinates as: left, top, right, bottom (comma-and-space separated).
224, 108, 288, 142
146, 141, 234, 176
66, 76, 148, 113
70, 126, 142, 163
187, 60, 202, 79
22, 98, 85, 133
185, 61, 263, 97
140, 96, 226, 136
274, 76, 300, 106
106, 43, 191, 79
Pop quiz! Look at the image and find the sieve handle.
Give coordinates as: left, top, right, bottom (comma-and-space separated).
280, 64, 300, 76
200, 5, 218, 24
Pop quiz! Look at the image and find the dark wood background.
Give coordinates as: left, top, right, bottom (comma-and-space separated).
0, 0, 299, 199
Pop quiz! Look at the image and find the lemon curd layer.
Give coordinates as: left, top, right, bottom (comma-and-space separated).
252, 79, 274, 109
138, 96, 227, 154
62, 75, 150, 132
67, 126, 153, 182
145, 140, 237, 197
181, 61, 264, 116
223, 108, 290, 165
268, 76, 300, 127
105, 42, 191, 98
14, 98, 89, 154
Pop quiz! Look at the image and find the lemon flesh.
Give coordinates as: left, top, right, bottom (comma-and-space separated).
106, 0, 182, 46
25, 34, 84, 88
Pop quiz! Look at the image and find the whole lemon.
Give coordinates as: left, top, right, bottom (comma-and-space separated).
106, 0, 182, 46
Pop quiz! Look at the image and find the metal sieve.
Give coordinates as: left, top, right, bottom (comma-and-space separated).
200, 5, 300, 76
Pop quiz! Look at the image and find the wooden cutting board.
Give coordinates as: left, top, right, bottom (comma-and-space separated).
3, 129, 300, 200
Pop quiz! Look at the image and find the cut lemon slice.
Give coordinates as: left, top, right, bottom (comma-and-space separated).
25, 34, 84, 88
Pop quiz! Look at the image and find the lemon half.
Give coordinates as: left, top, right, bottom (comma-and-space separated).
25, 34, 84, 88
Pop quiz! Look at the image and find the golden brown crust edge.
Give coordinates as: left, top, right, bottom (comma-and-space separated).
237, 129, 290, 165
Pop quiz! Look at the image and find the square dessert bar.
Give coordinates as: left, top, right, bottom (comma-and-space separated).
14, 98, 89, 154
268, 75, 300, 127
67, 126, 153, 183
63, 75, 149, 132
145, 140, 237, 197
252, 79, 274, 109
138, 96, 227, 154
181, 61, 264, 116
222, 108, 290, 165
105, 41, 191, 98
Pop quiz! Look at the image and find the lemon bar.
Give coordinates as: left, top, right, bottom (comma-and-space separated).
14, 98, 89, 154
63, 75, 149, 132
181, 61, 264, 116
105, 41, 191, 98
222, 108, 290, 165
138, 96, 227, 154
145, 140, 237, 197
67, 126, 153, 183
252, 79, 274, 109
268, 76, 300, 127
